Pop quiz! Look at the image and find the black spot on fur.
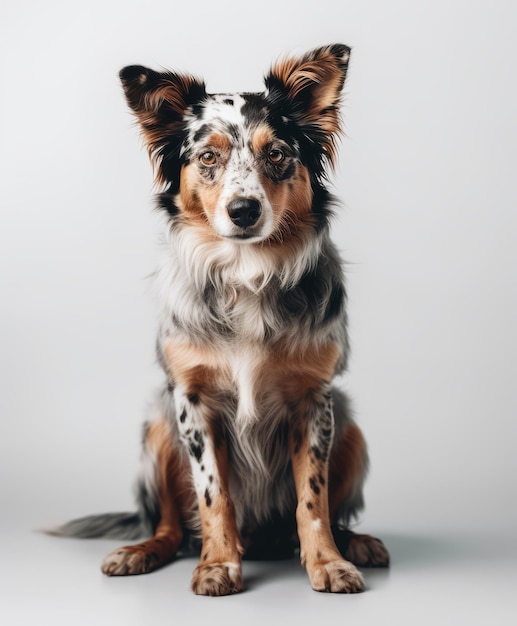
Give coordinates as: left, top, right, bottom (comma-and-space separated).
309, 477, 320, 494
191, 103, 205, 118
311, 445, 322, 460
204, 488, 212, 507
193, 123, 211, 143
188, 430, 205, 462
179, 409, 187, 423
188, 393, 200, 405
189, 443, 203, 462
240, 93, 268, 127
208, 474, 213, 483
223, 98, 234, 106
318, 474, 325, 486
306, 501, 314, 510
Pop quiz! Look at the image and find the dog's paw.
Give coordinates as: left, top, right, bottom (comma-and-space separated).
309, 559, 365, 593
344, 534, 390, 568
191, 561, 243, 596
101, 547, 161, 576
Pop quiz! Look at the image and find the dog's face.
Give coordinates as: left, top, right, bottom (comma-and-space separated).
120, 45, 350, 243
179, 93, 309, 243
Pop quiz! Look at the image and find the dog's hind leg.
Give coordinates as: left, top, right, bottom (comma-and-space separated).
328, 391, 390, 568
102, 418, 192, 576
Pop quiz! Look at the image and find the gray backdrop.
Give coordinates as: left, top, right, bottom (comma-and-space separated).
1, 0, 516, 622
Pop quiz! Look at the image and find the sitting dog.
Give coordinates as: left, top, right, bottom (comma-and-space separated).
49, 44, 389, 595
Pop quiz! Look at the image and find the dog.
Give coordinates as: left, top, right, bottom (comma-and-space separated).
48, 44, 389, 595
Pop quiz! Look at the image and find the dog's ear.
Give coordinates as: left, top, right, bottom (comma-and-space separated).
265, 44, 350, 169
120, 65, 206, 185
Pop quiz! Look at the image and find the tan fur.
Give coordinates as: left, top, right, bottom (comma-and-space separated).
206, 132, 232, 152
165, 337, 340, 403
289, 424, 364, 592
258, 163, 312, 231
269, 341, 341, 398
258, 165, 316, 250
179, 165, 213, 224
164, 339, 232, 392
181, 162, 229, 227
285, 166, 313, 217
250, 124, 275, 153
329, 421, 367, 518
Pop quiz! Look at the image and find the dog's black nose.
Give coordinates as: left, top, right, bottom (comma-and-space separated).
227, 198, 262, 228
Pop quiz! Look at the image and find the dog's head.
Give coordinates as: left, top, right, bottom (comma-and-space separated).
120, 45, 350, 243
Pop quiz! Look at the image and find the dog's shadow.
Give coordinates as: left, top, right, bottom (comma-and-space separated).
241, 532, 491, 592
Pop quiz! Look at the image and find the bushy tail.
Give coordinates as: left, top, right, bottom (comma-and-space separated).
42, 512, 150, 541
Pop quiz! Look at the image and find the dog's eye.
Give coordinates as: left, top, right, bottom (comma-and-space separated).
268, 149, 284, 164
200, 151, 217, 166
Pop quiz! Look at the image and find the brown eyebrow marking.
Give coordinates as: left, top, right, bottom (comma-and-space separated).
250, 125, 275, 154
206, 133, 231, 152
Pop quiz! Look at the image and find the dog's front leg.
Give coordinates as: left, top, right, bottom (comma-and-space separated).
175, 386, 243, 596
290, 387, 364, 593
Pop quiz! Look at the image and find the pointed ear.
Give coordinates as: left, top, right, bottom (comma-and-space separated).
265, 44, 350, 167
119, 65, 206, 185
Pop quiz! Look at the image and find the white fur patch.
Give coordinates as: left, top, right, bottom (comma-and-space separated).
222, 561, 242, 582
187, 94, 247, 133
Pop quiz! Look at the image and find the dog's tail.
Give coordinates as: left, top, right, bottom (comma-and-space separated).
41, 511, 150, 541
41, 424, 161, 541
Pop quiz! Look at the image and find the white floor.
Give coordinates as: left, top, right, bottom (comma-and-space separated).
1, 524, 515, 626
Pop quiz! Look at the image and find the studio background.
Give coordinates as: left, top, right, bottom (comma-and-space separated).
1, 1, 516, 624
